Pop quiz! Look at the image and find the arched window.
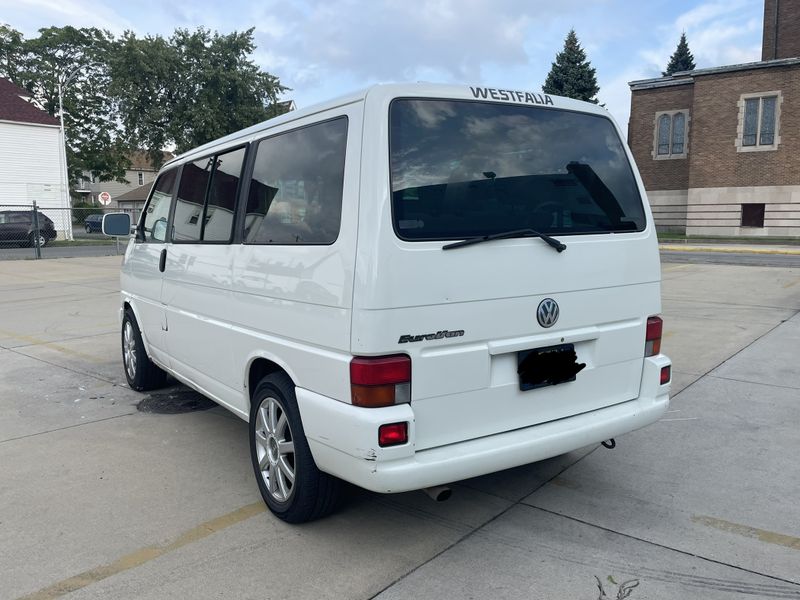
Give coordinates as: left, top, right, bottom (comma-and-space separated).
654, 111, 688, 158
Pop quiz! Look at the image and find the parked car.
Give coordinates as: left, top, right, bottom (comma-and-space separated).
108, 83, 672, 523
0, 210, 57, 247
84, 214, 104, 233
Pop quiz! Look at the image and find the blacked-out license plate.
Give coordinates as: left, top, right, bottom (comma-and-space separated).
517, 343, 586, 391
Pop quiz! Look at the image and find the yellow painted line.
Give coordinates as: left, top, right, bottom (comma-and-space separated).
692, 515, 800, 550
16, 502, 266, 600
660, 244, 800, 255
783, 279, 799, 288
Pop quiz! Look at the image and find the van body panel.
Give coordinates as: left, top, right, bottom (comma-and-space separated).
353, 85, 662, 450
121, 242, 170, 366
117, 83, 671, 500
298, 353, 670, 492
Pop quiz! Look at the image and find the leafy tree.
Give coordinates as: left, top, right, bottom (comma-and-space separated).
109, 27, 288, 168
0, 24, 25, 81
543, 29, 600, 104
3, 26, 130, 187
663, 32, 696, 76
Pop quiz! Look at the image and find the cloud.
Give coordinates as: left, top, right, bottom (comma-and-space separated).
639, 0, 762, 76
249, 0, 591, 101
0, 0, 132, 34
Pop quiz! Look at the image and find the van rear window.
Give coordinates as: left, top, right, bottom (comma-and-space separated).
389, 99, 646, 240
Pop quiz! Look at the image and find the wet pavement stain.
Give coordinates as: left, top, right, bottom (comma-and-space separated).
136, 386, 216, 414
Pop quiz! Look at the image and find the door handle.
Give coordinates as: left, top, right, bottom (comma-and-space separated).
159, 248, 167, 272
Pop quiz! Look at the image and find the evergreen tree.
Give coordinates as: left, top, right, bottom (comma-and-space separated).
543, 29, 600, 104
663, 32, 696, 76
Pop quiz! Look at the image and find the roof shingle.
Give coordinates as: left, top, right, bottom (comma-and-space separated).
0, 78, 60, 126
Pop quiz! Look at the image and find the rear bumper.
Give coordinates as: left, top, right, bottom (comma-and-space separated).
297, 355, 671, 494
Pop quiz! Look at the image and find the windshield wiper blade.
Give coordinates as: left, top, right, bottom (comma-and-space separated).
442, 228, 567, 252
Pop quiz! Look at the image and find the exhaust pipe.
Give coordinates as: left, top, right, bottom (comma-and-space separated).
601, 439, 616, 449
422, 485, 452, 502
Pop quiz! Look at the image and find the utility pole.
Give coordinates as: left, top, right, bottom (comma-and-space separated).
57, 65, 95, 241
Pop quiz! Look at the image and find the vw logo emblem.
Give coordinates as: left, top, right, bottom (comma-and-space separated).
537, 298, 559, 328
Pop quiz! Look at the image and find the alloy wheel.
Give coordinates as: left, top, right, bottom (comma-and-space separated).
254, 396, 296, 502
123, 321, 137, 379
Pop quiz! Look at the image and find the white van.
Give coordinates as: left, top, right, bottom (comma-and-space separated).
106, 83, 671, 523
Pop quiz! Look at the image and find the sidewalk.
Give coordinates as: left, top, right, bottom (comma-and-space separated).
660, 242, 800, 255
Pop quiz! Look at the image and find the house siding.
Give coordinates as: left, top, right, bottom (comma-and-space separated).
0, 121, 65, 208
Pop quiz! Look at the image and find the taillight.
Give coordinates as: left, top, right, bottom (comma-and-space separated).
645, 316, 663, 357
350, 355, 411, 408
660, 365, 671, 385
378, 422, 408, 447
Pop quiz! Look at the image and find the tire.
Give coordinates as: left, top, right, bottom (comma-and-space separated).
85, 224, 92, 233
29, 231, 47, 248
249, 373, 342, 523
122, 309, 168, 391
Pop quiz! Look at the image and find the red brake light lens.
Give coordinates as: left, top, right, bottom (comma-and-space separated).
350, 355, 411, 386
660, 365, 671, 385
350, 355, 411, 407
645, 316, 663, 357
379, 422, 408, 447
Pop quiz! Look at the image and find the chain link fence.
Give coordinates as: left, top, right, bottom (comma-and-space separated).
0, 203, 139, 260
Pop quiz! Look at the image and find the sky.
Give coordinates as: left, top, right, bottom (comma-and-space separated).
0, 0, 766, 131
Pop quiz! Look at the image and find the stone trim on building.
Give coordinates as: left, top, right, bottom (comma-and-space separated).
646, 185, 800, 237
734, 91, 783, 152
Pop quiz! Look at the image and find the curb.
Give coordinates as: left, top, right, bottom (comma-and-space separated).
659, 244, 800, 256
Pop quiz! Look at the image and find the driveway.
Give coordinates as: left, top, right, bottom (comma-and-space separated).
1, 256, 798, 599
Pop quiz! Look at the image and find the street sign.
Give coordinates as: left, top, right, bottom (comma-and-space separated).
98, 191, 111, 206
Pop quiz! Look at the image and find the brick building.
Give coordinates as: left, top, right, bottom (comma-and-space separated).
628, 0, 800, 237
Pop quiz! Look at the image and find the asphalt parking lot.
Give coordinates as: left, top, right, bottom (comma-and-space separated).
1, 255, 799, 599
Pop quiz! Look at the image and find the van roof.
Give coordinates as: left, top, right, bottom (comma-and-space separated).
165, 83, 613, 168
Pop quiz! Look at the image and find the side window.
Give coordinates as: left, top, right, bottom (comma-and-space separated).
203, 147, 246, 242
141, 169, 177, 242
173, 157, 213, 242
244, 117, 347, 245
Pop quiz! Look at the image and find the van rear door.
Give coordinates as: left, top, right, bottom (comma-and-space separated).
352, 92, 661, 451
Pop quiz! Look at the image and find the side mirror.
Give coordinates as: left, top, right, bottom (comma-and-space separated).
152, 218, 168, 242
102, 213, 131, 237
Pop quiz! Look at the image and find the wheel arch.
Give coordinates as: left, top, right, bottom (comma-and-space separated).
245, 353, 298, 414
122, 298, 152, 357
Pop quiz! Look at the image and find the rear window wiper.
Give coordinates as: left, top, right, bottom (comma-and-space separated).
442, 228, 567, 252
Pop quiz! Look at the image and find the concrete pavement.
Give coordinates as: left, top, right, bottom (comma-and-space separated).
1, 256, 799, 600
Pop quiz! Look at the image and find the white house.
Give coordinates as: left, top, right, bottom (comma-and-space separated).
0, 77, 70, 237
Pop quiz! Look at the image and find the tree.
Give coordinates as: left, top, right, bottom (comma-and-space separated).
3, 26, 131, 187
663, 32, 696, 76
109, 27, 288, 167
21, 27, 130, 186
0, 24, 25, 81
543, 29, 600, 104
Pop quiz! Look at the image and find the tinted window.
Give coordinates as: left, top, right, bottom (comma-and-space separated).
390, 99, 646, 240
173, 157, 213, 242
203, 147, 246, 242
244, 118, 347, 245
142, 169, 177, 242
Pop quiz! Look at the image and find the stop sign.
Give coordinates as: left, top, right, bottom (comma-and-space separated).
98, 191, 111, 206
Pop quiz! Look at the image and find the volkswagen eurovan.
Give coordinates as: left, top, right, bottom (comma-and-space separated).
105, 83, 672, 523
